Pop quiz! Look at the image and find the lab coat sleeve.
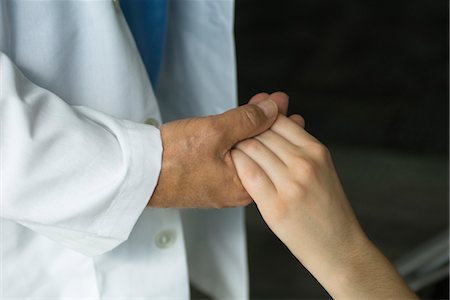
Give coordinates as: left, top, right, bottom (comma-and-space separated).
0, 53, 162, 256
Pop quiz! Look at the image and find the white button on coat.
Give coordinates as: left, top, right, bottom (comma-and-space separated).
0, 0, 248, 299
155, 230, 177, 249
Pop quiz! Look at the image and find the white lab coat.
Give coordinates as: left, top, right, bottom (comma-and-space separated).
0, 0, 248, 299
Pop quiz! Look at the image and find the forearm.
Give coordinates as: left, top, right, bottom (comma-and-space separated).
320, 239, 417, 300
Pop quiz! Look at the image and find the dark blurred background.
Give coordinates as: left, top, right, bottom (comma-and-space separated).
234, 0, 449, 299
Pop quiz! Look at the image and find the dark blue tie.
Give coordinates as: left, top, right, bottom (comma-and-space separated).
120, 0, 169, 89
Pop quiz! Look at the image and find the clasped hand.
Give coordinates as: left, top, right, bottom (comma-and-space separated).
149, 92, 416, 299
150, 90, 365, 272
149, 92, 286, 208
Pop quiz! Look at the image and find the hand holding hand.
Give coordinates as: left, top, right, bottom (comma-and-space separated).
148, 93, 288, 208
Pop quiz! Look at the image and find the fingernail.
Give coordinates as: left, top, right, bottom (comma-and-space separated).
257, 99, 277, 118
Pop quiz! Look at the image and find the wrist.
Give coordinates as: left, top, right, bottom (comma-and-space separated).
324, 237, 378, 298
287, 226, 372, 295
323, 237, 416, 300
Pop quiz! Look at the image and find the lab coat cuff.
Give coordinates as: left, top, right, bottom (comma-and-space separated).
96, 120, 163, 242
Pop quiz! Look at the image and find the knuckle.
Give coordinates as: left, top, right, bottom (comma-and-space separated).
296, 158, 317, 179
242, 106, 264, 128
310, 143, 331, 160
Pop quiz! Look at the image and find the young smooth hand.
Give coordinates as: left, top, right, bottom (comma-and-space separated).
231, 106, 416, 299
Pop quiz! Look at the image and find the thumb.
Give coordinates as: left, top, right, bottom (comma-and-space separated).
249, 91, 289, 116
218, 99, 278, 146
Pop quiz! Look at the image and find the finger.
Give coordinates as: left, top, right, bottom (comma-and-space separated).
254, 129, 300, 165
269, 92, 289, 115
249, 91, 289, 116
231, 149, 277, 203
218, 99, 278, 147
271, 114, 319, 147
289, 114, 305, 128
235, 138, 288, 187
248, 92, 270, 103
